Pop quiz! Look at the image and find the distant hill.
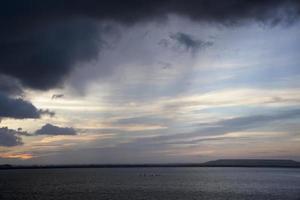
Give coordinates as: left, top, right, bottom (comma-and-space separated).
202, 159, 300, 168
1, 159, 300, 169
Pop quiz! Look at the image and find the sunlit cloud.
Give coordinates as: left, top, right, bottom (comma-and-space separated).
0, 153, 33, 160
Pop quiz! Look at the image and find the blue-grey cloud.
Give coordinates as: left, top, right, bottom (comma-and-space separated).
0, 93, 46, 119
0, 127, 24, 146
35, 124, 77, 135
0, 75, 54, 120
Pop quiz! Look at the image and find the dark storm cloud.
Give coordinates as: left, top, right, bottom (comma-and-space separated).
0, 19, 104, 90
0, 0, 300, 91
169, 32, 213, 53
35, 123, 77, 135
0, 93, 44, 119
0, 127, 24, 146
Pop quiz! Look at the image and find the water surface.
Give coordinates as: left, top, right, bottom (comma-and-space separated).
0, 167, 299, 200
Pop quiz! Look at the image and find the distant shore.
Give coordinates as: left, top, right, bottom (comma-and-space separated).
1, 159, 300, 170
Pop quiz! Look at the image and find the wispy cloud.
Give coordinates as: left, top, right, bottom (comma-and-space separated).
169, 32, 213, 54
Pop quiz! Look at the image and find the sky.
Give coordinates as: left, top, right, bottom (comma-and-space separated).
0, 0, 300, 164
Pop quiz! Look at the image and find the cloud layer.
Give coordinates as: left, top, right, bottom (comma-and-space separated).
1, 1, 300, 163
0, 0, 300, 121
1, 0, 299, 91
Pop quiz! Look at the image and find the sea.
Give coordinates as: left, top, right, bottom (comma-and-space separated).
0, 167, 299, 200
